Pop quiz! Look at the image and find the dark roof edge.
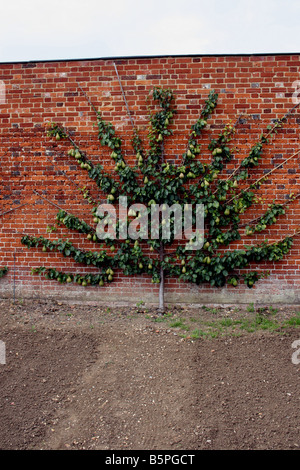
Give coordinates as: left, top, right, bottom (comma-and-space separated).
0, 52, 299, 65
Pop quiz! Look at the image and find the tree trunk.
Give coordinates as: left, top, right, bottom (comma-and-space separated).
158, 140, 165, 314
158, 243, 165, 314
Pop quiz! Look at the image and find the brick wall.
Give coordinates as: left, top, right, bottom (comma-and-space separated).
0, 54, 299, 306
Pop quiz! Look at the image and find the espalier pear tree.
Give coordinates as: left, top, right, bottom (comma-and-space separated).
21, 86, 300, 312
0, 267, 8, 280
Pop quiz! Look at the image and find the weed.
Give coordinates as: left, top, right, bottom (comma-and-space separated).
153, 316, 166, 323
269, 306, 279, 315
190, 329, 206, 339
201, 305, 218, 314
169, 318, 190, 331
283, 313, 300, 327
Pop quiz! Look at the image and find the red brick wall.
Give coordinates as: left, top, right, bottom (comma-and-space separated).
0, 54, 299, 305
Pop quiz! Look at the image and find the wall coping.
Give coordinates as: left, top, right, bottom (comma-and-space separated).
0, 52, 299, 66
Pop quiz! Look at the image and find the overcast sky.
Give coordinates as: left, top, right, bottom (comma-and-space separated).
0, 0, 299, 62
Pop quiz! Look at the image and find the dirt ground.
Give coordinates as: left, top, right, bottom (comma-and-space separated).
0, 298, 300, 451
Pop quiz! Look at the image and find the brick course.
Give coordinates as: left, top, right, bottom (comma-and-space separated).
0, 54, 299, 305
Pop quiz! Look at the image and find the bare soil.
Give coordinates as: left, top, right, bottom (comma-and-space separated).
0, 298, 300, 450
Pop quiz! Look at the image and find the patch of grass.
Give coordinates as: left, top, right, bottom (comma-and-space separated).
269, 306, 279, 315
226, 314, 280, 333
283, 312, 300, 327
169, 318, 190, 331
191, 328, 221, 339
184, 313, 282, 338
201, 305, 218, 314
153, 311, 173, 322
190, 329, 209, 339
149, 306, 300, 341
254, 314, 279, 331
153, 316, 166, 323
247, 303, 255, 313
219, 318, 235, 327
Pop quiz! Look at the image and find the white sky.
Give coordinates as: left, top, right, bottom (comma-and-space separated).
0, 0, 299, 62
